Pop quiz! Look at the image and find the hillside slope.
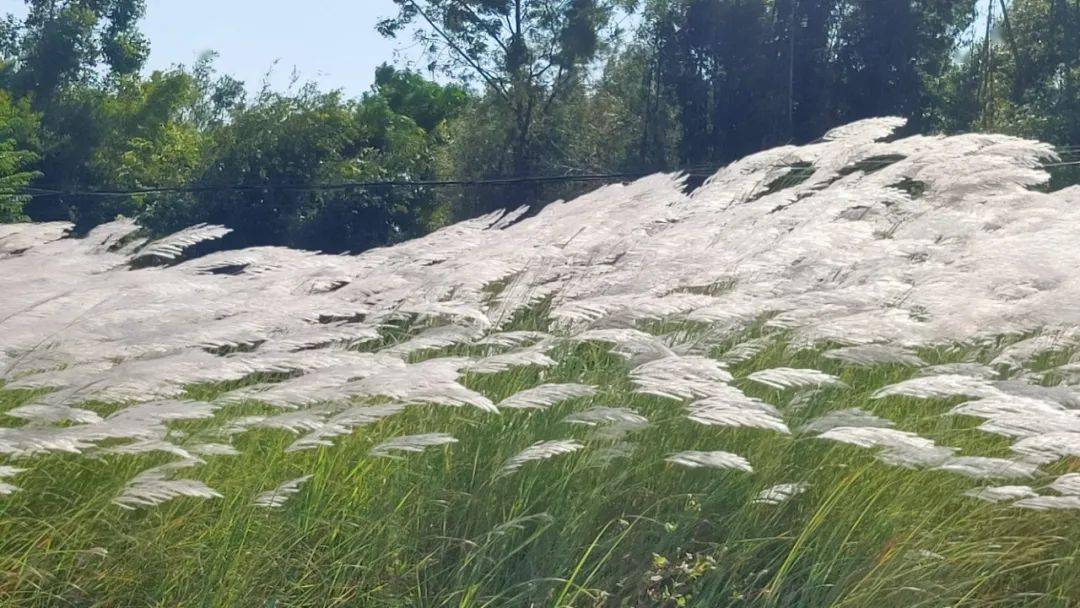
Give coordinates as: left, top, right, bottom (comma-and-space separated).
2, 118, 1079, 607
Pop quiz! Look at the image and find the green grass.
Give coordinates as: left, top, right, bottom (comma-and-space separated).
2, 313, 1079, 607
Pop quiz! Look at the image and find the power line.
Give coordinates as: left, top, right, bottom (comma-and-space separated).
8, 158, 1080, 200
14, 170, 722, 198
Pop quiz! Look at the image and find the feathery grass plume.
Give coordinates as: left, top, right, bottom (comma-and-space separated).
4, 403, 103, 424
816, 426, 956, 468
463, 347, 556, 374
719, 337, 776, 365
745, 368, 844, 391
497, 383, 597, 410
252, 475, 314, 508
285, 403, 407, 452
799, 408, 895, 434
991, 380, 1080, 408
113, 460, 222, 510
963, 485, 1039, 503
499, 440, 584, 477
188, 443, 241, 457
0, 221, 71, 255
1013, 495, 1080, 511
588, 441, 636, 466
822, 345, 926, 367
1011, 432, 1080, 464
1049, 473, 1080, 496
343, 358, 498, 412
687, 389, 790, 433
947, 396, 1080, 438
103, 439, 198, 460
475, 331, 551, 348
132, 224, 232, 262
571, 328, 675, 362
629, 356, 733, 400
990, 332, 1080, 370
932, 456, 1039, 480
369, 433, 458, 458
666, 450, 754, 472
872, 375, 1002, 400
8, 118, 1080, 595
752, 482, 808, 505
917, 363, 999, 379
253, 409, 334, 434
381, 326, 484, 358
561, 407, 648, 427
0, 465, 24, 496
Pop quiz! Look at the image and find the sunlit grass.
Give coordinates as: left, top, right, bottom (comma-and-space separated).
1, 314, 1079, 607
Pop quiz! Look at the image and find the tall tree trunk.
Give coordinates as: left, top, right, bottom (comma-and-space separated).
980, 0, 995, 130
997, 0, 1027, 100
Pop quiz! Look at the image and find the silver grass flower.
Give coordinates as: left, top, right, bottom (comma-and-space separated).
113, 460, 222, 510
1013, 495, 1080, 511
873, 375, 1002, 400
630, 356, 733, 400
816, 427, 955, 469
498, 383, 597, 410
499, 440, 584, 477
666, 450, 754, 472
1049, 473, 1080, 496
561, 407, 648, 427
746, 368, 844, 391
1011, 432, 1080, 464
252, 475, 314, 508
369, 433, 458, 458
799, 408, 895, 434
464, 347, 557, 374
932, 456, 1039, 480
822, 345, 926, 367
132, 224, 231, 261
687, 390, 790, 434
752, 482, 808, 505
963, 485, 1039, 503
5, 118, 1080, 512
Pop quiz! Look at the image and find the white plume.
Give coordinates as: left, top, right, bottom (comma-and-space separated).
499, 440, 584, 477
665, 450, 754, 472
369, 433, 458, 458
252, 475, 314, 508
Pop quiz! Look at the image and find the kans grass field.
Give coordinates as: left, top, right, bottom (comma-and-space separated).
2, 119, 1080, 607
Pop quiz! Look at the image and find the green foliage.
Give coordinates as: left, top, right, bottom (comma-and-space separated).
1, 0, 1080, 248
3, 320, 1080, 606
0, 0, 148, 104
26, 67, 208, 227
379, 0, 638, 188
143, 67, 468, 252
0, 89, 40, 222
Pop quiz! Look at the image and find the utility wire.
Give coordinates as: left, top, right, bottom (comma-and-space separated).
8, 159, 1080, 199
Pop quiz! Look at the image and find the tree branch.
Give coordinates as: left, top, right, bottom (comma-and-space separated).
403, 0, 510, 101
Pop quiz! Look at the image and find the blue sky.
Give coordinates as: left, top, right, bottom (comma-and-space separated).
2, 0, 992, 97
1, 0, 428, 97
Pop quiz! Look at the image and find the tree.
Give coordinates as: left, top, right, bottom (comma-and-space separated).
0, 0, 149, 106
22, 67, 209, 227
378, 0, 637, 181
149, 68, 468, 253
631, 0, 977, 167
0, 89, 40, 222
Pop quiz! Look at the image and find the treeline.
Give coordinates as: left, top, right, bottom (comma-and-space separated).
1, 0, 1078, 253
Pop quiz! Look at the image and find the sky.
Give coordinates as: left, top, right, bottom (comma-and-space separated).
1, 0, 993, 96
0, 0, 428, 97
